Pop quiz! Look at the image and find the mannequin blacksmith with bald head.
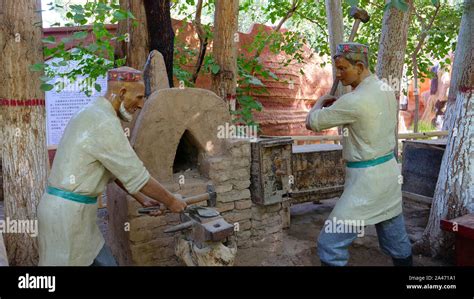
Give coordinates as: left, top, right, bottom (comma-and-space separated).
306, 43, 413, 266
37, 67, 186, 266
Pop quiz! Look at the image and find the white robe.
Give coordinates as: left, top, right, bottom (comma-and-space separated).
308, 74, 402, 225
37, 97, 150, 266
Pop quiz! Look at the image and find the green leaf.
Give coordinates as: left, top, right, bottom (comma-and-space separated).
73, 31, 88, 39
268, 71, 278, 80
248, 76, 264, 86
40, 76, 52, 82
30, 63, 46, 72
61, 37, 73, 43
40, 83, 54, 91
391, 0, 409, 12
113, 10, 128, 21
94, 83, 102, 92
86, 44, 99, 52
42, 36, 56, 44
346, 0, 359, 7
211, 64, 220, 74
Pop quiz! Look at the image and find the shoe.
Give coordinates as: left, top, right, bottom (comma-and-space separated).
392, 255, 413, 266
320, 260, 332, 266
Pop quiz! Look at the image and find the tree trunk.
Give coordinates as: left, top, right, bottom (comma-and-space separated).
211, 0, 239, 107
116, 0, 149, 71
414, 0, 473, 258
0, 0, 48, 265
144, 0, 175, 87
442, 2, 471, 132
376, 0, 413, 160
325, 0, 345, 97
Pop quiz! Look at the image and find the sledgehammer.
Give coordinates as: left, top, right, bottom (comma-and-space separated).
328, 6, 370, 97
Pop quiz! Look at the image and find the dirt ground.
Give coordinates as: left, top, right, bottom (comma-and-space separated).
234, 198, 451, 266
0, 197, 451, 266
97, 197, 450, 266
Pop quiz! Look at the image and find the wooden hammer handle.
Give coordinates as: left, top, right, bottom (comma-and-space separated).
182, 193, 209, 205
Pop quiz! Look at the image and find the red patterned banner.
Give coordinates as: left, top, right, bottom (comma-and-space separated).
0, 98, 45, 106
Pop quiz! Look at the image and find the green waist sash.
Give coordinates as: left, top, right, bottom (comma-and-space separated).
46, 186, 97, 204
346, 153, 394, 168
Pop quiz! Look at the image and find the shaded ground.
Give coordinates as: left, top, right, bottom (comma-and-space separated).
0, 197, 451, 266
234, 198, 451, 266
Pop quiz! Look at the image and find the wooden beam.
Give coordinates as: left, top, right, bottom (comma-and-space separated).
261, 131, 448, 142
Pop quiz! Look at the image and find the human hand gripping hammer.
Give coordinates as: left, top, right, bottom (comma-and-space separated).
138, 184, 217, 215
327, 6, 370, 99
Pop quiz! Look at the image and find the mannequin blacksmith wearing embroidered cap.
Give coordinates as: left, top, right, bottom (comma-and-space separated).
306, 43, 412, 266
37, 67, 187, 266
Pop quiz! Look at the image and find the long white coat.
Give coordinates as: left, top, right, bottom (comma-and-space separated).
308, 74, 402, 225
37, 97, 150, 266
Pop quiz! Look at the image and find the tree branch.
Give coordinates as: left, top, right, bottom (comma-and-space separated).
191, 0, 208, 83
251, 0, 302, 69
294, 10, 327, 33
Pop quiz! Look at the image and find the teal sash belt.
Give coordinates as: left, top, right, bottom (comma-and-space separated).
46, 186, 97, 204
346, 153, 394, 168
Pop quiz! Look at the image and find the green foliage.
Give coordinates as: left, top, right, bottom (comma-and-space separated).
406, 0, 462, 78
33, 0, 135, 96
410, 120, 436, 132
173, 36, 197, 87
39, 0, 461, 125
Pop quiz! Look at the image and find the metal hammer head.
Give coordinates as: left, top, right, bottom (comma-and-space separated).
207, 184, 217, 207
350, 7, 370, 23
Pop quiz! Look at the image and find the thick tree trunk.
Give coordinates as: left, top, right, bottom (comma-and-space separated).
0, 0, 48, 265
414, 0, 473, 258
144, 0, 175, 87
116, 0, 149, 70
325, 0, 345, 97
442, 2, 472, 132
376, 1, 413, 160
211, 0, 239, 107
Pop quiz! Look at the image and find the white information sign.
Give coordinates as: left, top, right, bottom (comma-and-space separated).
45, 57, 107, 146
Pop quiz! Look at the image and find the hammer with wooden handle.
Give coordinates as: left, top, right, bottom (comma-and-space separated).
328, 6, 370, 96
138, 184, 216, 215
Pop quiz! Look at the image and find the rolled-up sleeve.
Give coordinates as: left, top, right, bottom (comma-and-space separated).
309, 94, 361, 131
86, 119, 150, 194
